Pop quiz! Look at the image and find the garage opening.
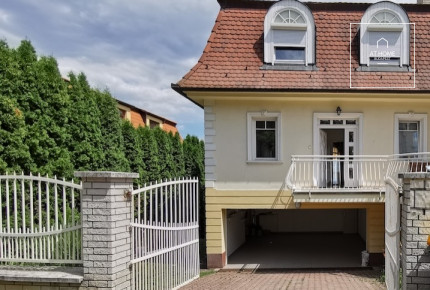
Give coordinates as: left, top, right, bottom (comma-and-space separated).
226, 208, 367, 269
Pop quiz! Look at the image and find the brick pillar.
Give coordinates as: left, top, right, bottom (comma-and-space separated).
399, 173, 430, 290
75, 171, 138, 290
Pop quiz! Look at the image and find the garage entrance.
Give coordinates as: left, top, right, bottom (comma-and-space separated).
225, 209, 367, 269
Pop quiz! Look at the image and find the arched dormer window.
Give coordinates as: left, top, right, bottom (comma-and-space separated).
264, 0, 315, 66
360, 2, 409, 67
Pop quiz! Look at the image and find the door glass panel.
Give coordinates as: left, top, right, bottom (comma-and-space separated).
346, 120, 356, 125
399, 121, 419, 154
333, 120, 343, 125
349, 146, 354, 155
320, 120, 330, 125
349, 131, 354, 142
349, 168, 354, 179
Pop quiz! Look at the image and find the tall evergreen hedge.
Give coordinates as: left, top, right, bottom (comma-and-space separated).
0, 39, 204, 186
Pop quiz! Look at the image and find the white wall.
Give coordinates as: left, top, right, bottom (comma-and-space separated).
210, 98, 430, 189
227, 210, 246, 256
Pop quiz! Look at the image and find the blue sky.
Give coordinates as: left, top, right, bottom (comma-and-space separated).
0, 0, 219, 138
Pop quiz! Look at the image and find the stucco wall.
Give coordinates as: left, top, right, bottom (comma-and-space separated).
208, 98, 430, 189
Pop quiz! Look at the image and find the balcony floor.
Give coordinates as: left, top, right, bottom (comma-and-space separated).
225, 233, 366, 270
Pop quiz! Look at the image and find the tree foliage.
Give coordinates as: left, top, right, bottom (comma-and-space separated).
0, 39, 205, 188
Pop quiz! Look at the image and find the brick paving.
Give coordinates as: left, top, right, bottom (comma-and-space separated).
181, 269, 386, 290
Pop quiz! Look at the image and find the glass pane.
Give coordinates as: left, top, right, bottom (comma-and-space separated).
266, 121, 276, 129
256, 130, 276, 158
333, 120, 343, 125
320, 120, 330, 125
399, 131, 419, 154
256, 121, 265, 129
349, 131, 354, 143
409, 122, 418, 130
349, 168, 354, 179
349, 146, 354, 155
275, 10, 305, 24
399, 122, 407, 130
346, 120, 356, 125
275, 47, 305, 61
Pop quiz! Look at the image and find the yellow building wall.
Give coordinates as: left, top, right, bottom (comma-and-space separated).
206, 188, 385, 255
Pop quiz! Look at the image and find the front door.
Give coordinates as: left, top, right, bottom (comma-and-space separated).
344, 128, 359, 188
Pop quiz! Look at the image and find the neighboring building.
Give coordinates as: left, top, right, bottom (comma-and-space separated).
173, 0, 430, 268
117, 99, 179, 135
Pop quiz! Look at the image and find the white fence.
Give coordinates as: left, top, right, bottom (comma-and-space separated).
130, 178, 200, 290
0, 173, 82, 264
287, 153, 430, 192
286, 155, 388, 192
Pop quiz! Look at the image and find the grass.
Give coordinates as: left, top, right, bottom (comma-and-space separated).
200, 269, 216, 278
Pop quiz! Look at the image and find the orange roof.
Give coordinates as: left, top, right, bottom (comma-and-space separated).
174, 1, 430, 93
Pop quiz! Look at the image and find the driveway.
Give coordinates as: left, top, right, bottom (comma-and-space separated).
181, 269, 386, 290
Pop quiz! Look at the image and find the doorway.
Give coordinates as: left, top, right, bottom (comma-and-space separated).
314, 113, 362, 188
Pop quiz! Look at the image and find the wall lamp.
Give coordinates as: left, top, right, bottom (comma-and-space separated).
336, 106, 342, 116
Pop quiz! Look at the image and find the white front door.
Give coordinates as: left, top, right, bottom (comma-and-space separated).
344, 128, 359, 188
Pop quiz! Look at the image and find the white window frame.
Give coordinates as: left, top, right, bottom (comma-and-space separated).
360, 2, 410, 67
264, 0, 315, 66
394, 113, 427, 154
247, 112, 282, 163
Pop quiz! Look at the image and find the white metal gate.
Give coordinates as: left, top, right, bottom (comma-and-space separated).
130, 178, 200, 290
0, 172, 82, 264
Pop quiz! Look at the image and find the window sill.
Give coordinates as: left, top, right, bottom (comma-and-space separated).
260, 64, 318, 71
356, 66, 414, 72
247, 160, 283, 165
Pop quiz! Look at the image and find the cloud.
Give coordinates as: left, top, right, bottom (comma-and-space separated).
0, 0, 219, 138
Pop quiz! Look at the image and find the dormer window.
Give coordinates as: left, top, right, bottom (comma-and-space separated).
264, 0, 315, 67
360, 2, 409, 68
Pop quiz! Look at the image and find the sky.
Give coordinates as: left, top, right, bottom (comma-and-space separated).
0, 0, 220, 139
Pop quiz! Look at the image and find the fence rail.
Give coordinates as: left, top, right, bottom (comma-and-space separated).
0, 172, 82, 264
286, 153, 430, 192
131, 177, 199, 290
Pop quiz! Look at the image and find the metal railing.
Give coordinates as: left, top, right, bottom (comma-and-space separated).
0, 172, 82, 264
286, 153, 430, 193
130, 177, 199, 290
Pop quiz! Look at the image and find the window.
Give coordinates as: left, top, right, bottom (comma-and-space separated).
149, 120, 160, 129
360, 2, 409, 68
247, 112, 281, 162
264, 0, 315, 66
394, 114, 427, 154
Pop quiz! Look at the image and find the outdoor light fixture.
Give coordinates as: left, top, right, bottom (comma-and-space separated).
427, 234, 430, 246
336, 106, 342, 116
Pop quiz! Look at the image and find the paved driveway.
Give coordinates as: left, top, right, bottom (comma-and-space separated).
181, 269, 386, 290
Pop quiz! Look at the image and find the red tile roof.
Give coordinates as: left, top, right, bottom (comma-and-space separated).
175, 1, 430, 93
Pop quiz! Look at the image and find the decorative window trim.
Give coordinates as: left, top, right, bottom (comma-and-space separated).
264, 0, 315, 67
117, 104, 131, 121
147, 115, 163, 129
247, 112, 282, 163
360, 2, 410, 68
394, 113, 427, 154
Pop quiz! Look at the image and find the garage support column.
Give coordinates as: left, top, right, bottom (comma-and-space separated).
399, 173, 430, 290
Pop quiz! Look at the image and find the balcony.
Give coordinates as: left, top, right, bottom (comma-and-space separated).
285, 154, 430, 202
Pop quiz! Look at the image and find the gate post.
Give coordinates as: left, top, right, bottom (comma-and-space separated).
399, 173, 430, 290
75, 171, 138, 290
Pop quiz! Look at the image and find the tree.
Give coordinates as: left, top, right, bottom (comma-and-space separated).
95, 89, 129, 172
153, 127, 174, 180
66, 72, 104, 171
0, 96, 31, 173
137, 126, 160, 184
170, 132, 185, 178
122, 120, 145, 186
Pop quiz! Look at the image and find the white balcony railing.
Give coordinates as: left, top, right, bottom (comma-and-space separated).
286, 153, 430, 193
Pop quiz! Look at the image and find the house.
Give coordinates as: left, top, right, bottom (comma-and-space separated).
116, 99, 179, 135
172, 0, 430, 269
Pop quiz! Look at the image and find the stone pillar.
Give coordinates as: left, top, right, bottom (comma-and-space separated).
399, 173, 430, 290
75, 171, 138, 290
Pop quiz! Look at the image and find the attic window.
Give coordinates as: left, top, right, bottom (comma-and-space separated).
264, 0, 315, 67
360, 3, 409, 68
